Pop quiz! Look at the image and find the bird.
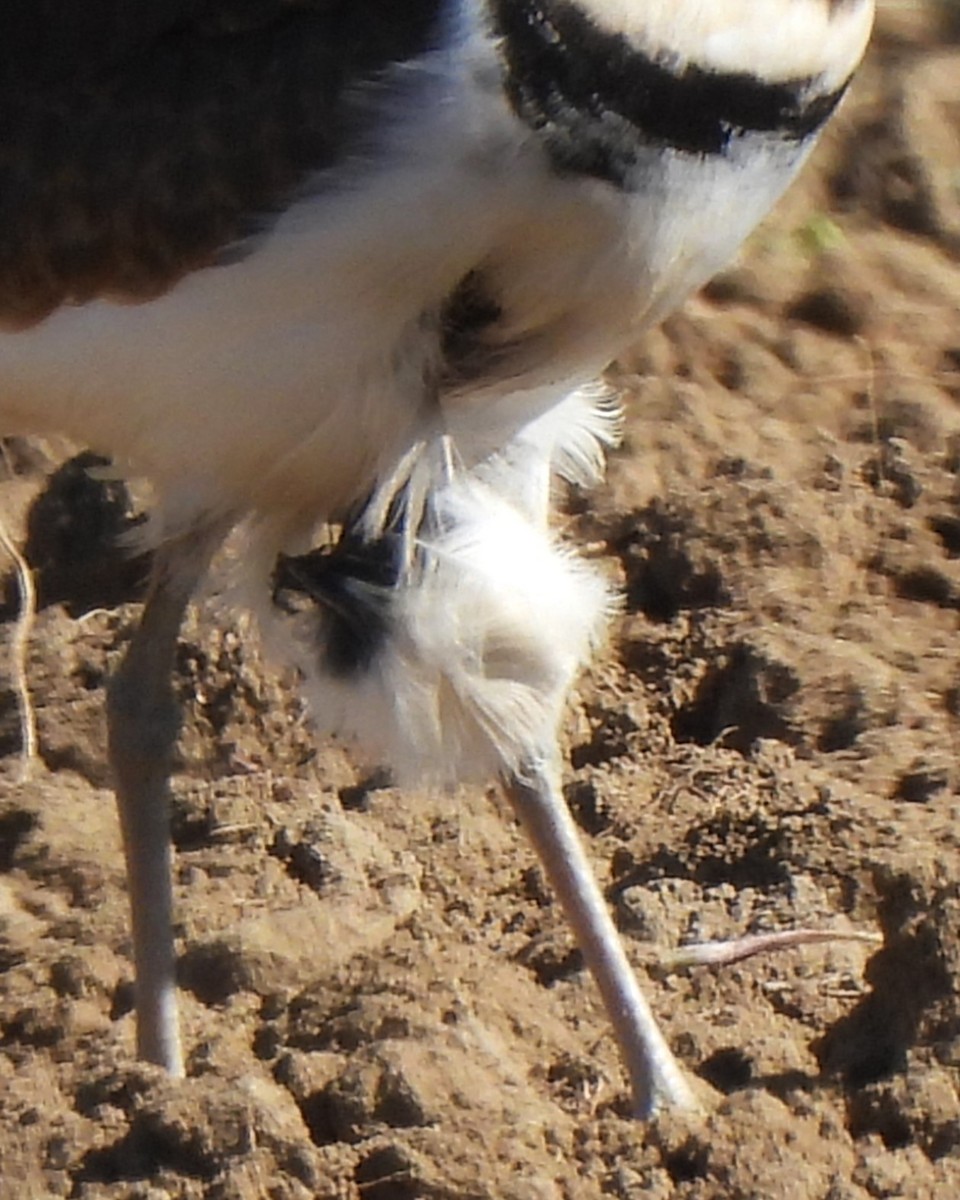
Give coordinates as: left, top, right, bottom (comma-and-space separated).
0, 0, 874, 1118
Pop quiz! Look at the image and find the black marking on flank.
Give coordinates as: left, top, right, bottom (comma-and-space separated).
439, 269, 505, 385
274, 524, 404, 679
492, 0, 849, 186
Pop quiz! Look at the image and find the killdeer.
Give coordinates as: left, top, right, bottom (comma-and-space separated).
0, 0, 874, 1116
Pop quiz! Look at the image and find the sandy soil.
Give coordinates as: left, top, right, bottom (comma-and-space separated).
2, 5, 960, 1197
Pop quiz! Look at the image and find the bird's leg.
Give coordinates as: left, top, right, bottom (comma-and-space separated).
504, 756, 698, 1118
106, 523, 226, 1076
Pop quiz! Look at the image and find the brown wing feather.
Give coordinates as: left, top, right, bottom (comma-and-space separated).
0, 1, 443, 323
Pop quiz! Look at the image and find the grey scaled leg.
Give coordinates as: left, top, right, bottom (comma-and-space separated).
505, 756, 698, 1118
106, 523, 227, 1076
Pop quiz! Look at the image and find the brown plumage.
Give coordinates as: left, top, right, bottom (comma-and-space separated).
0, 1, 441, 323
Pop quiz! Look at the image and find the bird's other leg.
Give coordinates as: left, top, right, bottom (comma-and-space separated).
106, 522, 227, 1076
504, 756, 698, 1118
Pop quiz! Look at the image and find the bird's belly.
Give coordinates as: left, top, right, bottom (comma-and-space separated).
0, 244, 447, 536
0, 195, 629, 538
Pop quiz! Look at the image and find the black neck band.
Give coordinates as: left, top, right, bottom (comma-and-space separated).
492, 0, 847, 185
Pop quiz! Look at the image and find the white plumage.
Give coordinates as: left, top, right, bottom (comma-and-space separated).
292, 386, 618, 786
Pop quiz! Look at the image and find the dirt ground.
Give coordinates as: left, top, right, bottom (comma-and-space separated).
2, 5, 960, 1197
